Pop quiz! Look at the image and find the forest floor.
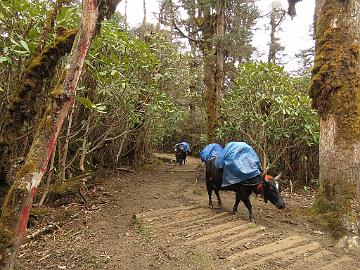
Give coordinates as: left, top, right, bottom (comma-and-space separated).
17, 154, 360, 270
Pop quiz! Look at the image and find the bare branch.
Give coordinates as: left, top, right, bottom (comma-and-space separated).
172, 19, 205, 43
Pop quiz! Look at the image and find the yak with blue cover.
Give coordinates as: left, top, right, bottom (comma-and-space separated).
206, 142, 285, 222
199, 143, 223, 163
174, 142, 191, 165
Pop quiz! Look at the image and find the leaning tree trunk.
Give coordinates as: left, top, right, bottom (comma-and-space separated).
310, 0, 360, 243
0, 1, 76, 187
0, 1, 99, 268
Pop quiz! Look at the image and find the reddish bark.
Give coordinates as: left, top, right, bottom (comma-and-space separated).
0, 1, 99, 268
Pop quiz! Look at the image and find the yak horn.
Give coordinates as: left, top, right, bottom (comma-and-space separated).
261, 165, 270, 178
273, 172, 283, 180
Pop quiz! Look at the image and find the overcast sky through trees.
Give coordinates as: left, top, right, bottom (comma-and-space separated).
117, 0, 315, 72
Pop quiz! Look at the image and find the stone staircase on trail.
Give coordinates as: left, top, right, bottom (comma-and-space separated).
134, 204, 360, 270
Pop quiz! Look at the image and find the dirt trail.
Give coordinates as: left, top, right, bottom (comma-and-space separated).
17, 154, 360, 269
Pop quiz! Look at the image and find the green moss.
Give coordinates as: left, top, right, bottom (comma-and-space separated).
191, 250, 216, 269
53, 209, 74, 223
311, 181, 359, 238
1, 28, 78, 184
0, 222, 13, 248
30, 206, 52, 219
1, 182, 26, 225
0, 175, 30, 247
50, 73, 66, 98
15, 160, 36, 181
309, 206, 346, 238
6, 28, 77, 134
133, 216, 151, 242
310, 1, 360, 142
47, 179, 83, 203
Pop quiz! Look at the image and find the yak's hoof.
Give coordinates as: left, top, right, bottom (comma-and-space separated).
215, 207, 223, 213
230, 210, 237, 215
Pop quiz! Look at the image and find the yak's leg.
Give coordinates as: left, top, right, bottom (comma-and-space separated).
231, 193, 241, 214
206, 182, 213, 208
243, 198, 255, 222
214, 188, 222, 208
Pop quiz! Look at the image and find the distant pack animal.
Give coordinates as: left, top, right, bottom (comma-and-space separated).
175, 145, 187, 165
205, 157, 285, 222
174, 142, 191, 165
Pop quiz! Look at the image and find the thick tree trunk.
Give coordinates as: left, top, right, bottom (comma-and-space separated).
203, 50, 217, 143
186, 6, 199, 144
215, 0, 225, 105
311, 0, 360, 243
202, 6, 217, 143
0, 29, 77, 185
202, 1, 226, 143
0, 1, 99, 268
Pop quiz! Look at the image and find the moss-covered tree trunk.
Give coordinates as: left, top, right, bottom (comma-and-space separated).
0, 0, 75, 188
215, 0, 225, 112
201, 1, 226, 144
187, 3, 199, 146
310, 0, 360, 243
201, 5, 218, 143
0, 29, 77, 186
203, 49, 217, 143
0, 1, 99, 268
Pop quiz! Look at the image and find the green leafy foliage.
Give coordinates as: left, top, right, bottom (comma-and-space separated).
77, 16, 193, 163
77, 97, 107, 114
0, 1, 42, 60
218, 62, 319, 176
0, 1, 318, 183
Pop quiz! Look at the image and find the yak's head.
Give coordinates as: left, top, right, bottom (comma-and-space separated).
175, 144, 185, 152
262, 174, 285, 209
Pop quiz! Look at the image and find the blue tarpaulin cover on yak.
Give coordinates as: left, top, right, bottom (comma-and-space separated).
199, 143, 223, 162
214, 142, 261, 187
175, 142, 191, 152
